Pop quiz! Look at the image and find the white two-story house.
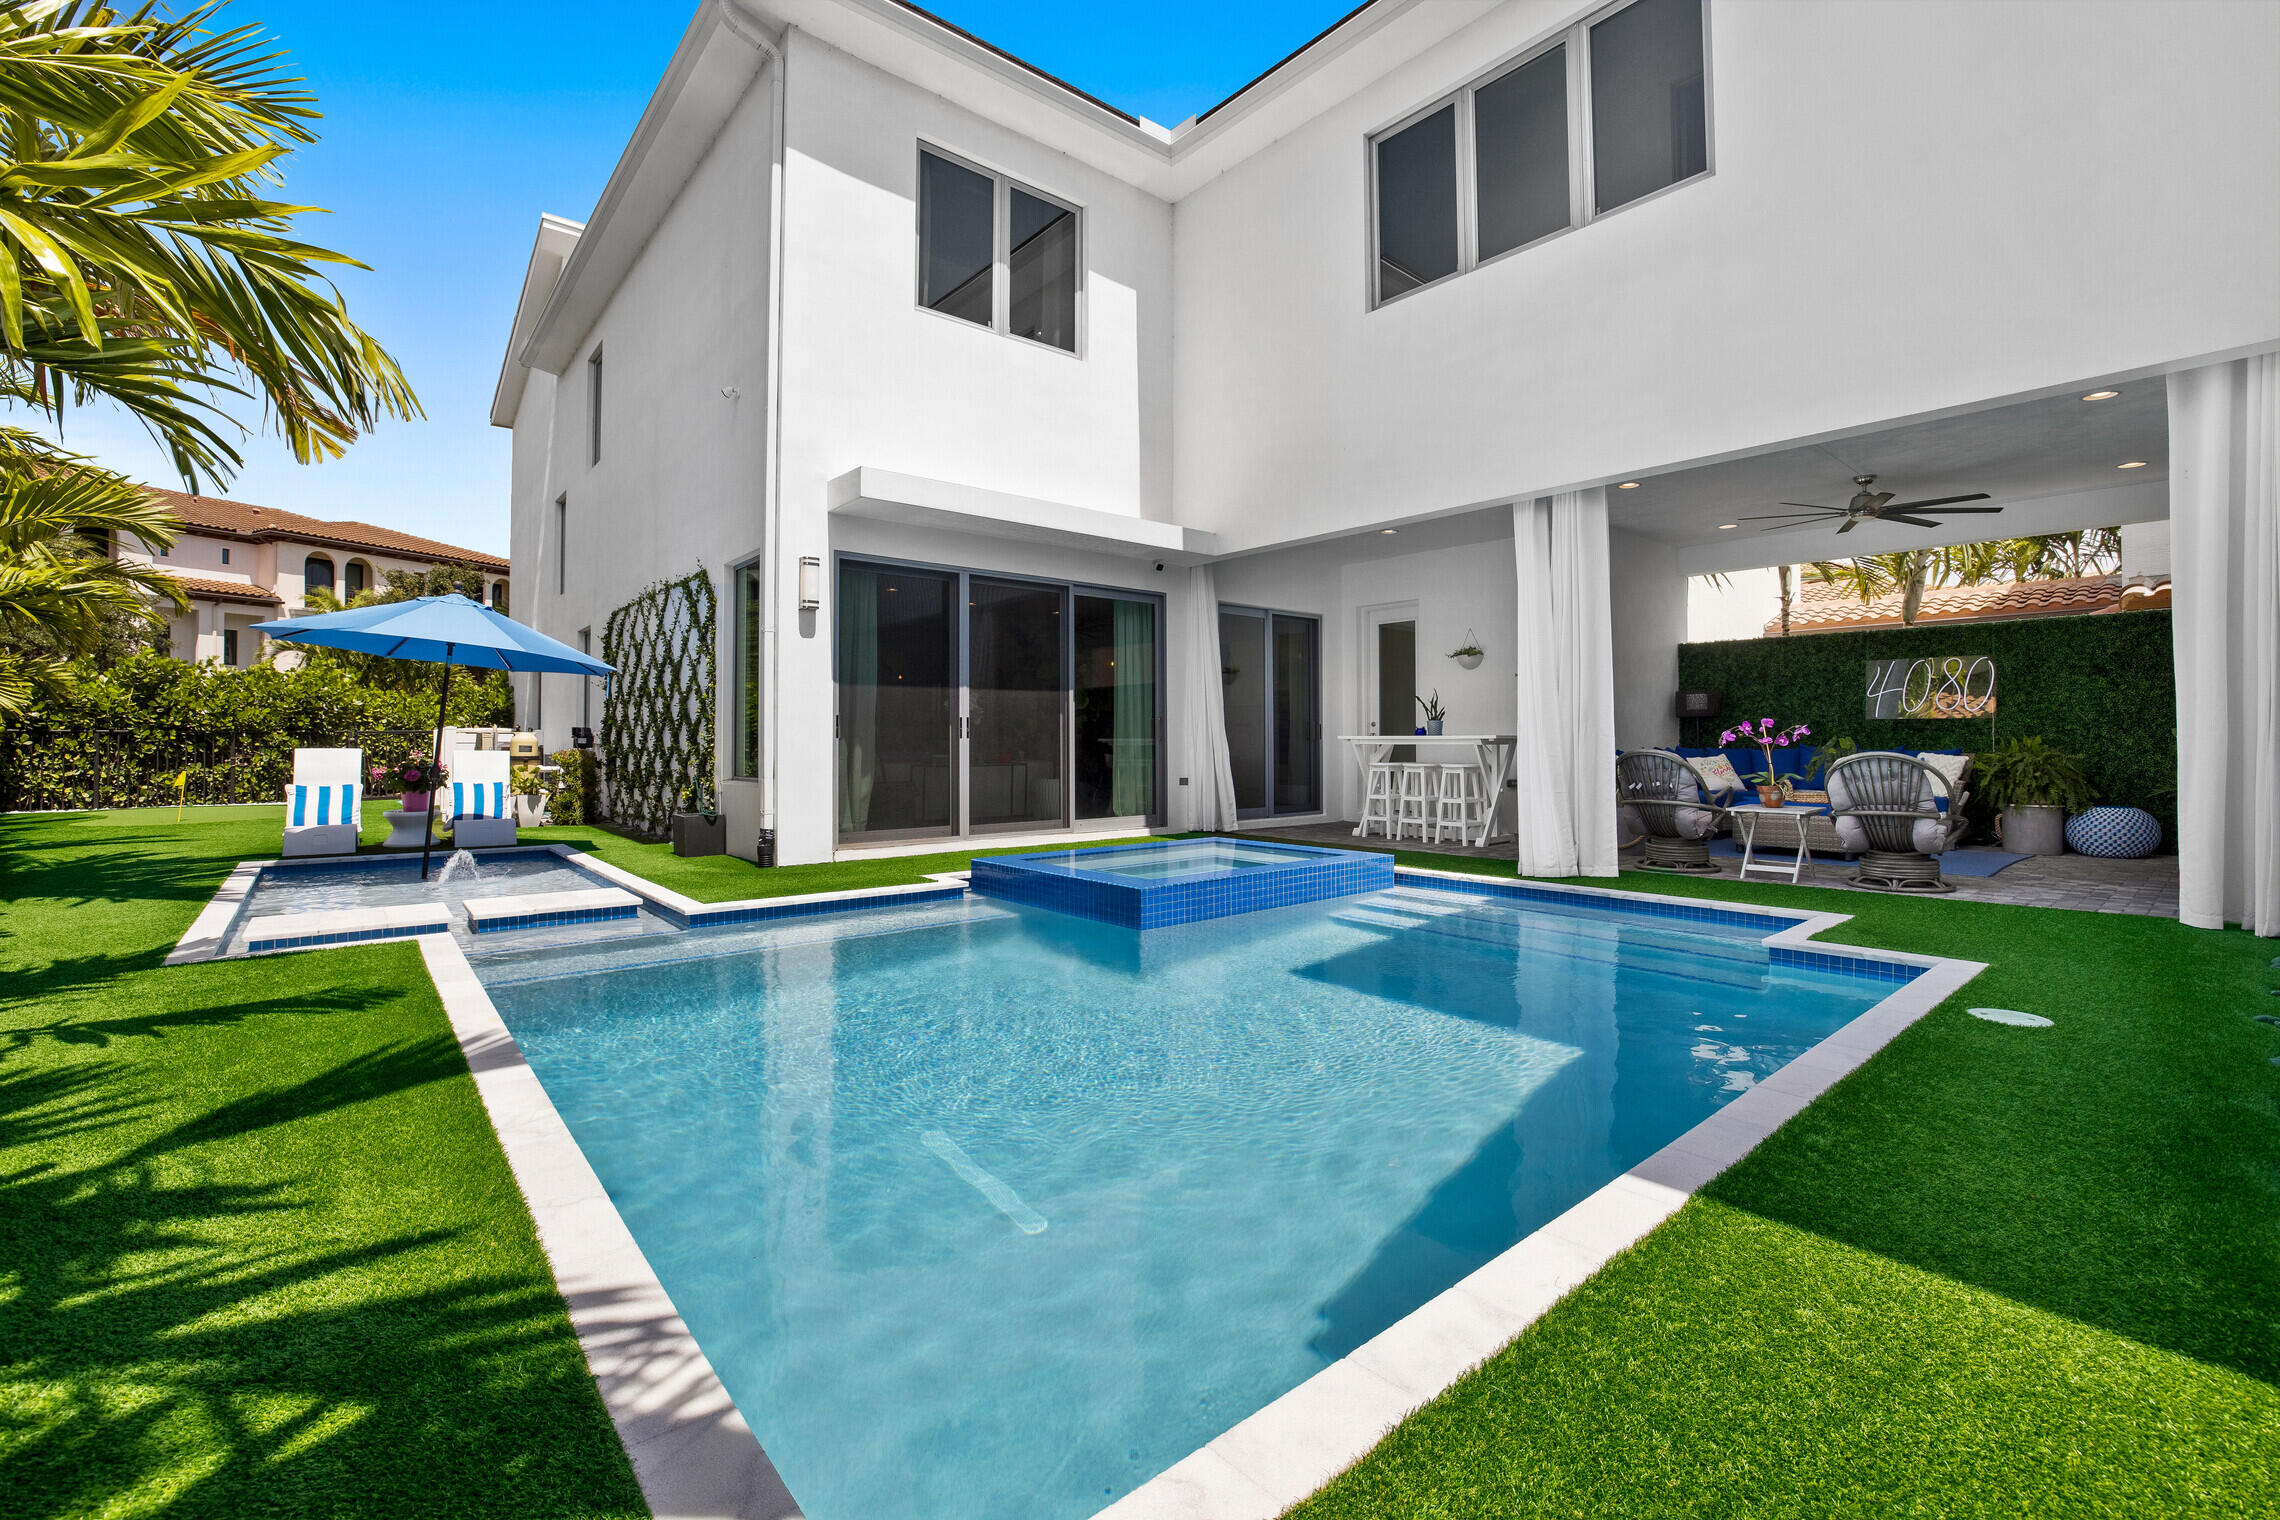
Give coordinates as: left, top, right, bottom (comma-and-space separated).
494, 0, 2278, 930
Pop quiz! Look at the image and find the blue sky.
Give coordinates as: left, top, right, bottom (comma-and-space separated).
66, 1, 1355, 558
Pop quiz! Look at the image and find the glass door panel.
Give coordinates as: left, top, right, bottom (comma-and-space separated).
1219, 607, 1268, 814
1272, 614, 1321, 814
968, 578, 1066, 830
1074, 594, 1159, 820
839, 562, 956, 836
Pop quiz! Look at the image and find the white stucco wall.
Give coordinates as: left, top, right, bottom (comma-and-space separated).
1687, 565, 1785, 642
510, 55, 777, 842
1170, 0, 2280, 551
1608, 527, 1683, 749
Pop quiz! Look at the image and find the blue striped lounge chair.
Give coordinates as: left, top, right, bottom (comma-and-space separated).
449, 747, 518, 848
282, 747, 363, 858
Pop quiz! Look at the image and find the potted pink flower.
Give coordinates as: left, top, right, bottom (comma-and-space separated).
375, 754, 448, 813
1719, 717, 1811, 806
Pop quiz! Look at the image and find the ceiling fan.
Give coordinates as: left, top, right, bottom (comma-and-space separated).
1741, 475, 2003, 534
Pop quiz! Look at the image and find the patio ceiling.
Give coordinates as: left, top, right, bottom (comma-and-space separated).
1611, 382, 2171, 574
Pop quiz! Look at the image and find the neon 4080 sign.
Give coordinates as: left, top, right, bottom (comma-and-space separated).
1866, 657, 1996, 720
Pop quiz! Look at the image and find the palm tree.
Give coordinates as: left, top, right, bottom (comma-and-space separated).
0, 1, 417, 717
1810, 529, 2127, 627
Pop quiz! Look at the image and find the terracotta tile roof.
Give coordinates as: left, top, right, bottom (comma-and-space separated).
1766, 574, 2171, 635
162, 572, 283, 605
146, 487, 510, 573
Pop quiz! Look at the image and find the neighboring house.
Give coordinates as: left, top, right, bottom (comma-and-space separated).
116, 487, 510, 667
1767, 575, 2174, 638
493, 0, 2277, 887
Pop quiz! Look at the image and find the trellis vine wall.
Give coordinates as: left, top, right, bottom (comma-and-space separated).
600, 568, 717, 837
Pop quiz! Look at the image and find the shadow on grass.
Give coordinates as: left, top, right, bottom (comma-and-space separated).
0, 1027, 648, 1520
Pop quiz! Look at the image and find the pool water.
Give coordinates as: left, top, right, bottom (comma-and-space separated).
479, 883, 1896, 1520
227, 849, 674, 953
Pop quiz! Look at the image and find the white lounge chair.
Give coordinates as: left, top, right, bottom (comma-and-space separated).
282, 747, 363, 858
448, 748, 517, 848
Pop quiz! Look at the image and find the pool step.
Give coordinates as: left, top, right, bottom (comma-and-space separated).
463, 887, 642, 933
243, 904, 451, 953
1340, 891, 1772, 988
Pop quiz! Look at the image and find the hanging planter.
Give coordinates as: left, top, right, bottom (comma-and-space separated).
1448, 629, 1485, 670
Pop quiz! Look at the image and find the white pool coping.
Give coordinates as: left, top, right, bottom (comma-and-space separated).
166, 846, 1984, 1520
241, 902, 451, 952
462, 885, 642, 930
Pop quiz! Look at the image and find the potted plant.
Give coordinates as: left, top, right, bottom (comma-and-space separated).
1416, 689, 1447, 736
510, 763, 549, 827
1720, 716, 1810, 806
1977, 737, 2093, 856
1447, 631, 1485, 671
672, 782, 726, 857
377, 754, 447, 814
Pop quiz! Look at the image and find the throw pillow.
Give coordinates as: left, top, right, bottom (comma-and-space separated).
1692, 753, 1744, 795
1916, 750, 1971, 799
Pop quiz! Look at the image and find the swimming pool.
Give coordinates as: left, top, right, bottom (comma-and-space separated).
224, 849, 676, 954
475, 877, 1903, 1520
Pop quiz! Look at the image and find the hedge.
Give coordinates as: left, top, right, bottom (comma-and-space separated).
0, 653, 513, 810
1677, 609, 2174, 843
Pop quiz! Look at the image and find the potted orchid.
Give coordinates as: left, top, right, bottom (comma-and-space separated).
375, 754, 448, 812
1719, 717, 1811, 806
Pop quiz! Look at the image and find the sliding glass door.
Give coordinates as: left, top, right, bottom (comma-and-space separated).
1219, 605, 1321, 819
837, 557, 1162, 842
837, 561, 957, 837
969, 577, 1065, 832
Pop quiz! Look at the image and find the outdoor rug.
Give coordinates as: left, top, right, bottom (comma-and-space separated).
1708, 838, 2030, 878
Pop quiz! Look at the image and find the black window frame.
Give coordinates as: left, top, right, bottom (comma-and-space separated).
914, 144, 1085, 358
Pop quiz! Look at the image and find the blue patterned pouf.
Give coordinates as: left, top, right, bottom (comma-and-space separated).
2065, 805, 2163, 858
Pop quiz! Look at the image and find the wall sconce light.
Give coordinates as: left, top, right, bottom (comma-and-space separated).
798, 556, 821, 611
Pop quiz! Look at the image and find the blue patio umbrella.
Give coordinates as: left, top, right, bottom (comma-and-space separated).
252, 594, 613, 879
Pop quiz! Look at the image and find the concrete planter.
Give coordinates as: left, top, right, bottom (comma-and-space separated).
672, 811, 726, 857
1998, 804, 2067, 856
514, 793, 548, 828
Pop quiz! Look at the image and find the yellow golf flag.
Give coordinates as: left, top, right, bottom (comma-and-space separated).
174, 768, 190, 820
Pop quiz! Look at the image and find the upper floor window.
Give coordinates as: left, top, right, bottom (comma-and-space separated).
303, 555, 335, 599
1370, 0, 1708, 307
220, 546, 231, 565
344, 559, 370, 597
917, 146, 1080, 354
586, 347, 603, 464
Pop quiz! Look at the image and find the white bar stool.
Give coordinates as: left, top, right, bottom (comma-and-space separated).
1394, 763, 1436, 841
1432, 763, 1485, 845
1359, 761, 1399, 839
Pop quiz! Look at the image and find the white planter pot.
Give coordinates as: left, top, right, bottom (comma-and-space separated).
514, 794, 548, 827
1998, 804, 2067, 856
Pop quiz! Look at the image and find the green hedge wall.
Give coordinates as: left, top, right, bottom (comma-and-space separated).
1677, 610, 2174, 842
0, 653, 513, 810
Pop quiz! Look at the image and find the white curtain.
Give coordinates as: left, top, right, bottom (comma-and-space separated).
1511, 490, 1619, 877
2170, 354, 2280, 936
1184, 565, 1239, 831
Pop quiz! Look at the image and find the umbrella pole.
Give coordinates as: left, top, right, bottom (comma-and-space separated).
421, 648, 455, 881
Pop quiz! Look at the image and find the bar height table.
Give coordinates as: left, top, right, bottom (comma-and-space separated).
1336, 734, 1519, 849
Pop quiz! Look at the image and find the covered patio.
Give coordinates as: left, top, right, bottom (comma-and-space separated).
1195, 353, 2273, 937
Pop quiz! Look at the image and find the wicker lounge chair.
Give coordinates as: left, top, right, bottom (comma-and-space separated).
1616, 749, 1726, 871
1825, 751, 1964, 892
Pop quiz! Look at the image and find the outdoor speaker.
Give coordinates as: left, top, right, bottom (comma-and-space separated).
571, 726, 595, 749
1676, 689, 1719, 718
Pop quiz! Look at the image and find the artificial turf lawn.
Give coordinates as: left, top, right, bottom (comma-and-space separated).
7, 808, 2278, 1517
515, 820, 1156, 903
0, 806, 648, 1520
1285, 853, 2280, 1519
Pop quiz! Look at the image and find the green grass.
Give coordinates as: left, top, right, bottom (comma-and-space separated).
6, 807, 2276, 1517
1286, 855, 2280, 1519
515, 821, 1156, 903
0, 806, 647, 1520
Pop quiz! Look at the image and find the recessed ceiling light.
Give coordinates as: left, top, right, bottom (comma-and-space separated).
2081, 390, 2119, 401
1616, 481, 1641, 490
1717, 523, 1737, 530
2117, 460, 2149, 469
1380, 528, 1398, 534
